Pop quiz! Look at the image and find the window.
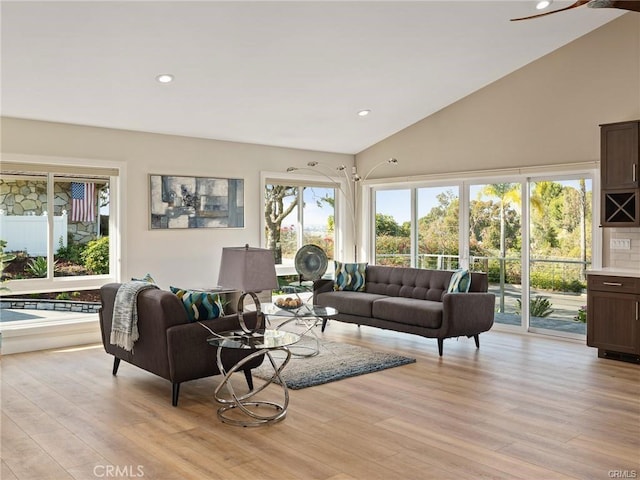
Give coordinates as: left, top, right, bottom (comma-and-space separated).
264, 182, 336, 268
0, 161, 119, 295
374, 189, 411, 266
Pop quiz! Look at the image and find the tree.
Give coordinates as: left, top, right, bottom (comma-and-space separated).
264, 185, 298, 264
418, 190, 459, 266
578, 178, 588, 278
479, 183, 521, 312
375, 214, 404, 236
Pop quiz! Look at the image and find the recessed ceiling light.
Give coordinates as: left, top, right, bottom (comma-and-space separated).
536, 0, 552, 10
156, 74, 174, 84
357, 109, 371, 117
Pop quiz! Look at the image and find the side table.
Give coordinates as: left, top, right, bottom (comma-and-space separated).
207, 329, 300, 427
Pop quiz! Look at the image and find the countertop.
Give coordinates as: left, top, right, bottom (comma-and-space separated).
586, 267, 640, 278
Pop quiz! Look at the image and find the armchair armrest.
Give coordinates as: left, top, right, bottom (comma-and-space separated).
166, 312, 263, 383
442, 292, 495, 338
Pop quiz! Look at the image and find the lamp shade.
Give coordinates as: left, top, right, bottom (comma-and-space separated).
218, 245, 278, 293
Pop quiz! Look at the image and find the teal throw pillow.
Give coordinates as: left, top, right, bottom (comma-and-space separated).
333, 261, 367, 292
447, 269, 471, 293
170, 287, 225, 322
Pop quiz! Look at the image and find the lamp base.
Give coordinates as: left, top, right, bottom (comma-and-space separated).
236, 291, 265, 335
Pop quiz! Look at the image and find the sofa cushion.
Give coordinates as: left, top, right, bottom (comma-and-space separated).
365, 266, 451, 301
447, 269, 471, 293
169, 287, 225, 322
333, 261, 368, 291
315, 291, 387, 317
372, 297, 443, 329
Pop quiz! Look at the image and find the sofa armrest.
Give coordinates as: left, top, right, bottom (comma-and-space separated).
442, 292, 495, 337
313, 279, 334, 302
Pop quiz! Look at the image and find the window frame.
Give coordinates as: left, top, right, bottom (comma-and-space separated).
0, 154, 123, 295
260, 170, 351, 275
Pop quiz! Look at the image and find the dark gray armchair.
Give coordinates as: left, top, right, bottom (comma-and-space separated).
99, 283, 264, 406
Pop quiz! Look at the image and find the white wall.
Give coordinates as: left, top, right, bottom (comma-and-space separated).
1, 119, 353, 289
356, 13, 640, 270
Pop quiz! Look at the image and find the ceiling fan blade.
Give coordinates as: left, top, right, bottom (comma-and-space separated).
607, 0, 640, 13
510, 0, 589, 21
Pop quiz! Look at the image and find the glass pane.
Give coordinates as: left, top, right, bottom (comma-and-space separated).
470, 183, 522, 327
53, 178, 110, 277
302, 186, 335, 261
265, 184, 299, 265
375, 189, 411, 266
528, 178, 590, 335
417, 186, 459, 270
0, 173, 51, 280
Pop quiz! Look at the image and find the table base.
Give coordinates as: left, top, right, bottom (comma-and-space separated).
214, 347, 292, 427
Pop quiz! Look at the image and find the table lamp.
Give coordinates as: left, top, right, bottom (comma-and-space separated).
218, 245, 278, 335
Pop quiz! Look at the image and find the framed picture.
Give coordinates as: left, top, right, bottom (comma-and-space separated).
149, 174, 244, 229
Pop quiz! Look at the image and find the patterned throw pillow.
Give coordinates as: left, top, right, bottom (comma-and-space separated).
132, 273, 156, 284
447, 269, 471, 293
170, 287, 225, 322
333, 261, 367, 291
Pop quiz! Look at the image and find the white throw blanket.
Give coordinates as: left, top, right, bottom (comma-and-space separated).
110, 281, 158, 351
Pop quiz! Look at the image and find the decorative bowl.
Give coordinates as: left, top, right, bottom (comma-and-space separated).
275, 297, 303, 310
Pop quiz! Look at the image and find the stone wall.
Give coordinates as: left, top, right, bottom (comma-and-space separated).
0, 298, 100, 314
0, 179, 99, 244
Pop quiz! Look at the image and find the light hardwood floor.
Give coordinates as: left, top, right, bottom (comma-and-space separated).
2, 323, 639, 480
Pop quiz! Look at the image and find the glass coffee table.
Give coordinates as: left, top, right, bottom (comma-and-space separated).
264, 303, 338, 357
207, 329, 300, 427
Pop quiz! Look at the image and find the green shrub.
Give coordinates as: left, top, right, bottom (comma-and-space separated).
81, 237, 109, 274
56, 292, 71, 300
55, 237, 86, 264
27, 257, 51, 278
515, 296, 554, 317
574, 305, 587, 323
0, 240, 16, 291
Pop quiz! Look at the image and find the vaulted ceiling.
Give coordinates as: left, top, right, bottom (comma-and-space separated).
1, 1, 625, 154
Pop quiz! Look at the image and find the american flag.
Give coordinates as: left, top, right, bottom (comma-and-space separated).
71, 182, 95, 222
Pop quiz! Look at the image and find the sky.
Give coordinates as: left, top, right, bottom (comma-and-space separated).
280, 179, 591, 228
375, 179, 591, 224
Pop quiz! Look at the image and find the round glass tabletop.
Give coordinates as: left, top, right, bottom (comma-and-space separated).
206, 329, 301, 350
264, 303, 338, 318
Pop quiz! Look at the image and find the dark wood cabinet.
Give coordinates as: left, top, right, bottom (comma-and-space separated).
587, 274, 640, 363
600, 120, 640, 226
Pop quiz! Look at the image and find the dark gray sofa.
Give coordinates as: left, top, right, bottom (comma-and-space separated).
99, 283, 264, 406
314, 266, 495, 356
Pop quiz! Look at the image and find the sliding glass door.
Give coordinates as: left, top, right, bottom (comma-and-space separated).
417, 186, 460, 270
370, 170, 594, 338
374, 189, 411, 266
528, 177, 590, 336
469, 182, 523, 328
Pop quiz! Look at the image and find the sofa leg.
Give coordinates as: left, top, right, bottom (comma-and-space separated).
321, 318, 328, 332
172, 383, 180, 407
112, 357, 121, 376
243, 369, 254, 390
437, 338, 444, 357
474, 334, 480, 349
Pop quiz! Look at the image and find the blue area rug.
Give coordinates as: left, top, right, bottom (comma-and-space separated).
253, 339, 416, 389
